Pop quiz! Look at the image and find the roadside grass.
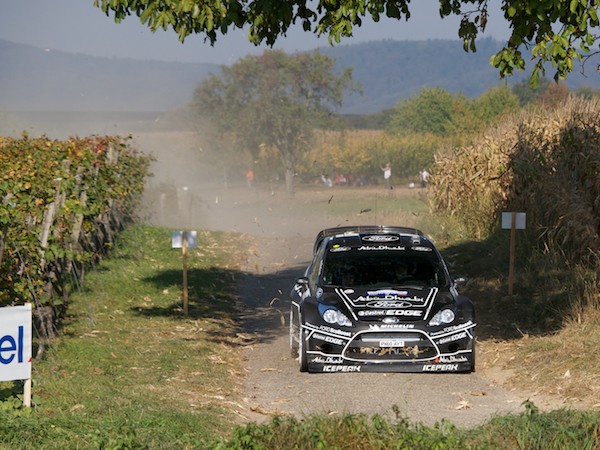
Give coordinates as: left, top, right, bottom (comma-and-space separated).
212, 401, 600, 449
0, 225, 249, 449
437, 224, 600, 406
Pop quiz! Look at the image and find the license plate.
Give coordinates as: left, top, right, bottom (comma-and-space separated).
379, 339, 405, 347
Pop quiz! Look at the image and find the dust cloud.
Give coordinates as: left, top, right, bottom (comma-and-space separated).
133, 127, 329, 241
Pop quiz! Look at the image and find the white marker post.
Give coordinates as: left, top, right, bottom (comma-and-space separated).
172, 231, 197, 315
501, 212, 526, 296
0, 304, 32, 407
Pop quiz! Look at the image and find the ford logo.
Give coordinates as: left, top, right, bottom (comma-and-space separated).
366, 301, 413, 308
382, 317, 401, 324
363, 235, 399, 242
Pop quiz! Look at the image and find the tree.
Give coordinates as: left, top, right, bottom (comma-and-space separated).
387, 87, 461, 136
94, 0, 599, 83
512, 77, 552, 106
472, 84, 520, 124
190, 50, 354, 195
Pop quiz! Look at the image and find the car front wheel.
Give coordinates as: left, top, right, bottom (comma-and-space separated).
298, 328, 308, 372
290, 309, 298, 358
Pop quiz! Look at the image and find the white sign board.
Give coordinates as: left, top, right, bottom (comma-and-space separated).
171, 230, 197, 249
0, 304, 32, 382
501, 212, 526, 230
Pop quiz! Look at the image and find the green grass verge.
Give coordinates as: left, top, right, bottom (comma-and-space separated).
0, 225, 247, 449
212, 401, 600, 449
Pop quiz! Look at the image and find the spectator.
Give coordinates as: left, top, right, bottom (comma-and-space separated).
381, 163, 392, 189
246, 168, 254, 189
419, 168, 430, 188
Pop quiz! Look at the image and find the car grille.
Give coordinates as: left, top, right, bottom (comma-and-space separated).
343, 332, 438, 361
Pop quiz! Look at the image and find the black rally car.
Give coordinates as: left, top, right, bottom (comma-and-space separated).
290, 226, 475, 373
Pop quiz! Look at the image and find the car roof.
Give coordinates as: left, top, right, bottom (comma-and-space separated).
313, 226, 433, 254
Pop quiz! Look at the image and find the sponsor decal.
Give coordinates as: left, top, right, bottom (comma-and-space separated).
357, 245, 405, 251
382, 317, 401, 324
362, 235, 400, 242
358, 309, 422, 317
313, 356, 345, 364
330, 246, 351, 252
357, 291, 427, 306
411, 246, 433, 252
435, 355, 469, 363
366, 289, 409, 297
313, 333, 345, 345
366, 300, 413, 309
318, 325, 352, 337
323, 365, 361, 372
422, 364, 459, 372
369, 323, 415, 330
443, 321, 473, 333
430, 321, 474, 337
437, 331, 468, 344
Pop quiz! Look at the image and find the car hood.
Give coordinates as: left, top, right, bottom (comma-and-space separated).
320, 285, 452, 320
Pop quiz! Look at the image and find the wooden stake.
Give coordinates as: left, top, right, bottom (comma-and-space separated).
23, 378, 31, 407
182, 230, 188, 315
508, 211, 516, 295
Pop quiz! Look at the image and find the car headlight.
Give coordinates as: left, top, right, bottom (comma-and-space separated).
319, 304, 352, 327
428, 308, 455, 326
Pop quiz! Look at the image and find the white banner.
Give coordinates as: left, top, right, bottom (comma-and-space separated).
0, 304, 32, 382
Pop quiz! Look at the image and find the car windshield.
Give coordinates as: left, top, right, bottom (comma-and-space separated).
321, 248, 447, 289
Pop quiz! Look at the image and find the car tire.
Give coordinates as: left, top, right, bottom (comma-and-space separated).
299, 328, 308, 372
469, 339, 476, 373
290, 309, 298, 358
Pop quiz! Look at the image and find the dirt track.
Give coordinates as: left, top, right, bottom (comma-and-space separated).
142, 180, 569, 427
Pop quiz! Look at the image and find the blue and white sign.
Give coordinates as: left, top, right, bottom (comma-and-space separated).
0, 304, 32, 382
501, 212, 526, 230
171, 230, 197, 249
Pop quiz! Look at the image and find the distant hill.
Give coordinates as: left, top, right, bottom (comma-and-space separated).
0, 39, 218, 113
1, 37, 599, 117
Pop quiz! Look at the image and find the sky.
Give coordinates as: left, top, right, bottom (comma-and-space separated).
0, 0, 511, 65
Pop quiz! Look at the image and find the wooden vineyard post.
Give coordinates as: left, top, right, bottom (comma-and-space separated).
172, 230, 196, 315
182, 230, 188, 315
501, 212, 526, 296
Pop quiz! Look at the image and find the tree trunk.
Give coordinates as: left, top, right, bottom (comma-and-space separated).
280, 145, 296, 197
284, 166, 295, 197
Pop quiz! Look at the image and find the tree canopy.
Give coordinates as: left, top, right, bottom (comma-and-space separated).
190, 50, 354, 195
94, 0, 599, 82
387, 85, 520, 136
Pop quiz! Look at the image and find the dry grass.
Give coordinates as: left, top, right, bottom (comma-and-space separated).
430, 96, 600, 409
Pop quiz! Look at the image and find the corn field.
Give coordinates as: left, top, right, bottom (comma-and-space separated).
431, 96, 600, 314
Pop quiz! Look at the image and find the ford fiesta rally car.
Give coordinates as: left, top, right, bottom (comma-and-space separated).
289, 226, 475, 373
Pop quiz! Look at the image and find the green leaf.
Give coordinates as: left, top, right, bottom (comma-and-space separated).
569, 0, 578, 14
